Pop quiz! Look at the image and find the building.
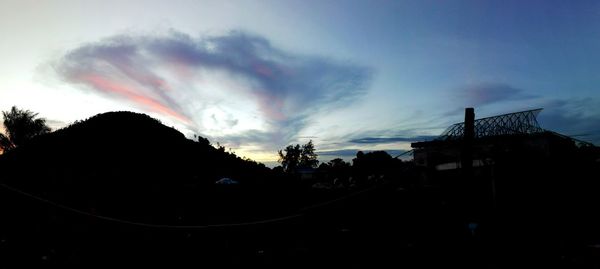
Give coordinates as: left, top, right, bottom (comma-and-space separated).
410, 108, 600, 248
408, 107, 600, 212
411, 108, 592, 172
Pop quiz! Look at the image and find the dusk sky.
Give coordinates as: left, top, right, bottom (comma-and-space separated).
2, 0, 600, 165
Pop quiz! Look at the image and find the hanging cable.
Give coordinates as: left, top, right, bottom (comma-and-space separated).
0, 181, 381, 230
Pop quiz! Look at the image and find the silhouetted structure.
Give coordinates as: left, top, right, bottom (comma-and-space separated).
410, 108, 600, 267
412, 108, 593, 172
1, 110, 598, 267
439, 108, 544, 139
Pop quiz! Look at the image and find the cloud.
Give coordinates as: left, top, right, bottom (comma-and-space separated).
318, 149, 363, 157
211, 113, 238, 128
317, 149, 409, 159
457, 82, 536, 107
54, 30, 372, 151
349, 135, 437, 144
45, 119, 67, 131
537, 98, 600, 145
212, 129, 275, 147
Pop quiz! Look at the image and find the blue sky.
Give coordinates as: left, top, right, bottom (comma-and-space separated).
1, 0, 600, 164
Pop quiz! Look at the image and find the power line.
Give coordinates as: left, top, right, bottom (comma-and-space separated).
0, 182, 380, 230
394, 149, 414, 159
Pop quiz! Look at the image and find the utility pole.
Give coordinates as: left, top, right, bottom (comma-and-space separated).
462, 108, 474, 175
462, 108, 479, 237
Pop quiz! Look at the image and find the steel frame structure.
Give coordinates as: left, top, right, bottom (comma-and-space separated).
438, 109, 544, 140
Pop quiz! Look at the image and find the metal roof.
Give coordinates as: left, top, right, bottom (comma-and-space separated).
437, 108, 544, 140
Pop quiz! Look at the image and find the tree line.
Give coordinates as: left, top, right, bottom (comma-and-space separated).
0, 106, 405, 186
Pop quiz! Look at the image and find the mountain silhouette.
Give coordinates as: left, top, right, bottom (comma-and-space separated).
0, 111, 270, 223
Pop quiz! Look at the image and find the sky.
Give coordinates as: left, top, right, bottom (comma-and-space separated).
2, 0, 600, 165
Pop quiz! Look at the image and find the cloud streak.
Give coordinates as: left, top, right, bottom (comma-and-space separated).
538, 98, 600, 145
317, 149, 409, 159
457, 82, 536, 107
349, 135, 437, 144
55, 30, 372, 151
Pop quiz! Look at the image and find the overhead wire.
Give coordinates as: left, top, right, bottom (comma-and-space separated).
0, 181, 382, 230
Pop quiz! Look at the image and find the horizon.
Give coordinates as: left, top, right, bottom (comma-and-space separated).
2, 0, 600, 164
0, 108, 413, 167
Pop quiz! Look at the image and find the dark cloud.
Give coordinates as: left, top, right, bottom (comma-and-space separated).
457, 82, 536, 107
349, 135, 437, 144
54, 29, 372, 149
318, 149, 363, 157
538, 98, 600, 145
318, 149, 410, 159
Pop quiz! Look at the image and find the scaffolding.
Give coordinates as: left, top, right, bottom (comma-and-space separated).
438, 108, 545, 140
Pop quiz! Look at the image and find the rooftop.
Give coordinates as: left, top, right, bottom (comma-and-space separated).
437, 108, 544, 141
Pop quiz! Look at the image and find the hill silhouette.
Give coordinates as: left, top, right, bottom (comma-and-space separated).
2, 111, 600, 266
0, 111, 272, 224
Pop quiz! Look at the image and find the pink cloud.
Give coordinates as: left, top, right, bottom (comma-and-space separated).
460, 83, 534, 106
56, 30, 371, 150
255, 91, 286, 121
78, 74, 192, 124
253, 63, 273, 77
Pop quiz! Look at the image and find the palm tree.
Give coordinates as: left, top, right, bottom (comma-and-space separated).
0, 106, 51, 153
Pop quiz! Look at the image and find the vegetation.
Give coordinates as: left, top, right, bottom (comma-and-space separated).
1, 107, 598, 267
0, 106, 51, 153
277, 140, 319, 172
0, 111, 271, 217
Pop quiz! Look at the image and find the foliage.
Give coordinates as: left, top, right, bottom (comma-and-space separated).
300, 140, 319, 168
0, 106, 51, 152
352, 150, 396, 176
328, 158, 350, 169
278, 144, 301, 172
278, 140, 319, 172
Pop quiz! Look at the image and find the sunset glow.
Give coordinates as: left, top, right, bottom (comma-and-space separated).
1, 0, 600, 163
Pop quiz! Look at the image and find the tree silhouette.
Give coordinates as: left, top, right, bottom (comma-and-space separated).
300, 140, 319, 168
278, 144, 301, 172
328, 158, 349, 169
352, 150, 394, 177
0, 106, 51, 152
327, 158, 351, 183
278, 140, 319, 172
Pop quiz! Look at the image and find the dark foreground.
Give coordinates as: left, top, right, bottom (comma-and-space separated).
1, 178, 599, 268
